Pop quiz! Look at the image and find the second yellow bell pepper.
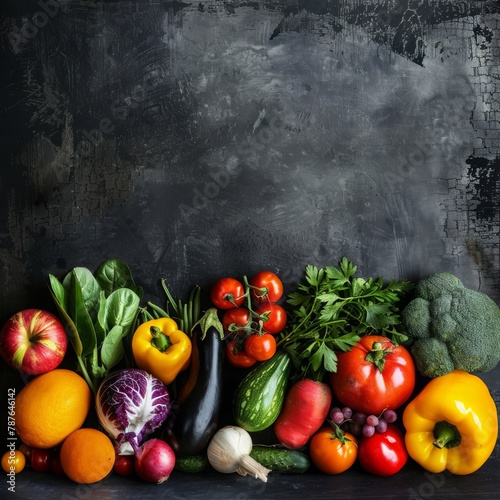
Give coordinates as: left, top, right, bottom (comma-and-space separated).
132, 317, 192, 386
403, 370, 498, 475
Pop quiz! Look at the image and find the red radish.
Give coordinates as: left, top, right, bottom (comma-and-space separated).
274, 379, 332, 449
134, 438, 176, 483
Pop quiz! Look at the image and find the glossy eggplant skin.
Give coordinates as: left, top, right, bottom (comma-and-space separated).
166, 325, 224, 456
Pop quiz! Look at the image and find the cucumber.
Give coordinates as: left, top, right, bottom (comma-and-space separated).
174, 454, 209, 473
233, 350, 291, 432
250, 446, 310, 473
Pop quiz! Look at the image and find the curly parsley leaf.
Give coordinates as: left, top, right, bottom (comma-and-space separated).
278, 258, 413, 381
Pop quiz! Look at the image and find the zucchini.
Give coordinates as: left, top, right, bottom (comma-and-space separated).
250, 446, 310, 473
174, 454, 209, 473
233, 350, 291, 432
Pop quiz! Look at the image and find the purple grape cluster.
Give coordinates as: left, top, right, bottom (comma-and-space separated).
329, 406, 397, 437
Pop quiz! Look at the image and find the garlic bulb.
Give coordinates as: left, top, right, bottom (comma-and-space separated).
207, 426, 271, 482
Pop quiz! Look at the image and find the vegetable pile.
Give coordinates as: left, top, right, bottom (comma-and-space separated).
1, 257, 499, 486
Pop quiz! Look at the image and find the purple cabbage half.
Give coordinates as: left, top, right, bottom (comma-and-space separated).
96, 368, 171, 455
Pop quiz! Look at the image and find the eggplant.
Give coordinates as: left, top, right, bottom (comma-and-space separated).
166, 325, 224, 456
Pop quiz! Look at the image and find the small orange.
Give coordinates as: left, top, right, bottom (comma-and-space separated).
15, 369, 92, 449
60, 428, 115, 484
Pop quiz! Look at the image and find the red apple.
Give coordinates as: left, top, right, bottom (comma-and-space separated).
0, 309, 68, 375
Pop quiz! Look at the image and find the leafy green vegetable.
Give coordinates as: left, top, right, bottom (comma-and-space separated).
402, 271, 500, 377
278, 257, 413, 381
49, 259, 142, 394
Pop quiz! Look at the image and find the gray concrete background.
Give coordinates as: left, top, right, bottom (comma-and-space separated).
1, 1, 499, 316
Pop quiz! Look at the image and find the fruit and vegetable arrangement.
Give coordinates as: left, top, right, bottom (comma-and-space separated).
1, 257, 499, 486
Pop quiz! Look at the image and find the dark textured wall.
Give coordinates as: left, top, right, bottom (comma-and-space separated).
1, 0, 499, 321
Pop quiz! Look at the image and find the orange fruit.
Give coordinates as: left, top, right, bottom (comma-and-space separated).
1, 450, 26, 474
60, 428, 115, 484
15, 369, 92, 448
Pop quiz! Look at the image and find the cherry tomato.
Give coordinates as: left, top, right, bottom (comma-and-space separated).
255, 303, 287, 334
329, 335, 416, 415
30, 447, 53, 473
222, 307, 250, 334
244, 333, 276, 361
309, 427, 358, 474
250, 271, 284, 303
113, 454, 135, 477
51, 453, 65, 476
225, 339, 257, 368
18, 443, 32, 465
1, 450, 26, 474
210, 277, 245, 309
358, 424, 407, 476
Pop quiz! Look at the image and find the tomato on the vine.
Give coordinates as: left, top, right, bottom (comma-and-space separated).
255, 303, 287, 334
329, 335, 416, 415
250, 271, 284, 303
30, 447, 53, 473
244, 333, 276, 361
210, 277, 245, 309
225, 339, 257, 368
358, 424, 407, 476
222, 307, 250, 334
309, 427, 358, 474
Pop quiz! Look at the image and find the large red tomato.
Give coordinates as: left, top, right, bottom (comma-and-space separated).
329, 335, 415, 414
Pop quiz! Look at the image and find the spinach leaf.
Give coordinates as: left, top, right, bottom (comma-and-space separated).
100, 325, 125, 370
95, 291, 108, 348
48, 259, 143, 395
66, 270, 97, 359
48, 275, 83, 357
102, 288, 140, 333
95, 259, 143, 299
63, 267, 101, 322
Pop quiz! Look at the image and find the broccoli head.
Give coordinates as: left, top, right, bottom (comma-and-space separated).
402, 271, 500, 378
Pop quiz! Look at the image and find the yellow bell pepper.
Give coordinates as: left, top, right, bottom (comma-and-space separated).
403, 370, 498, 475
132, 317, 192, 386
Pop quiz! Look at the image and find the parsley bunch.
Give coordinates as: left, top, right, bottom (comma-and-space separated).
277, 257, 413, 381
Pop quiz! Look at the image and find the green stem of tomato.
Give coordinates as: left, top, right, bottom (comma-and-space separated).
241, 275, 265, 335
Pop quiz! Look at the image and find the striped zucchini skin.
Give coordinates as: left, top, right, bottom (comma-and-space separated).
233, 350, 291, 432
